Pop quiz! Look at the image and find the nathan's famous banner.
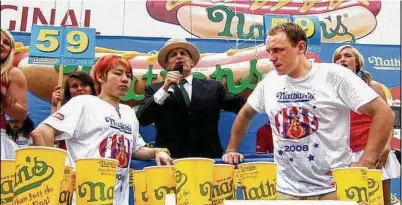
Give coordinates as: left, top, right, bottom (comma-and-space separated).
1, 0, 400, 45
12, 32, 401, 103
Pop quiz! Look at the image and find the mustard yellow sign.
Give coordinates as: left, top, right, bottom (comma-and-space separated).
13, 147, 67, 205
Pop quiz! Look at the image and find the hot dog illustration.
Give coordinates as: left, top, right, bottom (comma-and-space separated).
146, 0, 381, 42
15, 43, 322, 106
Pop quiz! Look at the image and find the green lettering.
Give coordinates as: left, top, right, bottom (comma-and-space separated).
192, 72, 207, 80
210, 59, 262, 94
142, 65, 158, 85
207, 5, 263, 40
14, 157, 54, 197
78, 181, 114, 202
120, 76, 144, 102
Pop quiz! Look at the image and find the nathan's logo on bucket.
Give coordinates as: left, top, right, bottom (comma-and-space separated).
145, 166, 175, 204
345, 186, 368, 202
14, 157, 54, 197
367, 170, 384, 205
154, 186, 175, 200
242, 179, 276, 200
332, 167, 369, 203
209, 179, 234, 204
141, 190, 148, 202
212, 179, 234, 199
1, 160, 15, 205
58, 190, 73, 205
77, 181, 114, 202
58, 167, 74, 205
368, 178, 380, 197
75, 158, 117, 205
1, 177, 14, 204
175, 170, 187, 193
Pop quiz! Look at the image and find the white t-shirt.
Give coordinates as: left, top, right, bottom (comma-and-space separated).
247, 63, 378, 196
1, 129, 18, 159
12, 134, 31, 147
42, 95, 146, 204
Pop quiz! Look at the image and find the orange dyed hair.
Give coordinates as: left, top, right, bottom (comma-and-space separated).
93, 55, 132, 94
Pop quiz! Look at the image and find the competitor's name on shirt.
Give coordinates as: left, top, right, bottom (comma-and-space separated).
105, 117, 132, 134
276, 91, 315, 103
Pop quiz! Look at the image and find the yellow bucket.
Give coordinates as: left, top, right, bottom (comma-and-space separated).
75, 158, 118, 205
233, 169, 241, 199
212, 164, 235, 205
13, 147, 67, 205
58, 166, 74, 205
173, 158, 215, 205
1, 160, 15, 205
367, 169, 384, 205
145, 166, 175, 205
332, 167, 369, 203
238, 162, 277, 200
133, 170, 148, 205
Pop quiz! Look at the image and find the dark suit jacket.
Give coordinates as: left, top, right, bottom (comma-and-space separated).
136, 78, 245, 158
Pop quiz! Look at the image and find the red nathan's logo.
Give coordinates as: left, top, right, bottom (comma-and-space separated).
52, 112, 64, 120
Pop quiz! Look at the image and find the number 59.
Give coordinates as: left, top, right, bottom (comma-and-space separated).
35, 29, 89, 54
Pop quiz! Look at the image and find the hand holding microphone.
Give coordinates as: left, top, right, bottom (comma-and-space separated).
162, 64, 183, 94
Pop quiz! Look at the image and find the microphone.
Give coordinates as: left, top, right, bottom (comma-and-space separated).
168, 64, 183, 94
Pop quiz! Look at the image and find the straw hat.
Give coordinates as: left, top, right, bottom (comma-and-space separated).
157, 38, 200, 68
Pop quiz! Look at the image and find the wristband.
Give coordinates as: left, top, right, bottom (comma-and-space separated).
155, 148, 171, 156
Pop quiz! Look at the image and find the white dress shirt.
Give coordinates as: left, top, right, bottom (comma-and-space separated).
154, 75, 193, 105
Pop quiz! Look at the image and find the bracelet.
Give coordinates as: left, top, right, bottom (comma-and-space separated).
155, 148, 171, 156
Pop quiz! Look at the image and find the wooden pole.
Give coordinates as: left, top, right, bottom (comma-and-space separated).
56, 64, 64, 110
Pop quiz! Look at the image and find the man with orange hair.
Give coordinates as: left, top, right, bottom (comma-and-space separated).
32, 55, 172, 204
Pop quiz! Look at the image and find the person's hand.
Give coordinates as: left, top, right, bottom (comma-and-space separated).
222, 151, 244, 165
162, 71, 182, 91
1, 84, 16, 108
51, 85, 64, 106
375, 145, 390, 168
155, 150, 172, 165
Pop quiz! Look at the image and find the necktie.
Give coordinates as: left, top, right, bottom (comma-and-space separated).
180, 79, 190, 108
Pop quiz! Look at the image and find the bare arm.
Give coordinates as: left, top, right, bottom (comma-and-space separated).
357, 97, 394, 168
226, 103, 258, 152
3, 68, 27, 120
369, 81, 394, 167
133, 147, 172, 165
31, 124, 61, 146
132, 147, 156, 160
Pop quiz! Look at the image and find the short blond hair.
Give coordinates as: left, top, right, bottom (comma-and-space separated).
332, 45, 364, 71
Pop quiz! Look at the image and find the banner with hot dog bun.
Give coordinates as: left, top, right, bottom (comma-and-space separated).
1, 0, 400, 45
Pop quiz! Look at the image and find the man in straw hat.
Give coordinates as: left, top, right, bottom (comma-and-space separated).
223, 23, 394, 201
137, 38, 245, 158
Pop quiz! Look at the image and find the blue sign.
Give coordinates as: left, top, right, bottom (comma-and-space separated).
263, 14, 321, 44
29, 25, 96, 66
